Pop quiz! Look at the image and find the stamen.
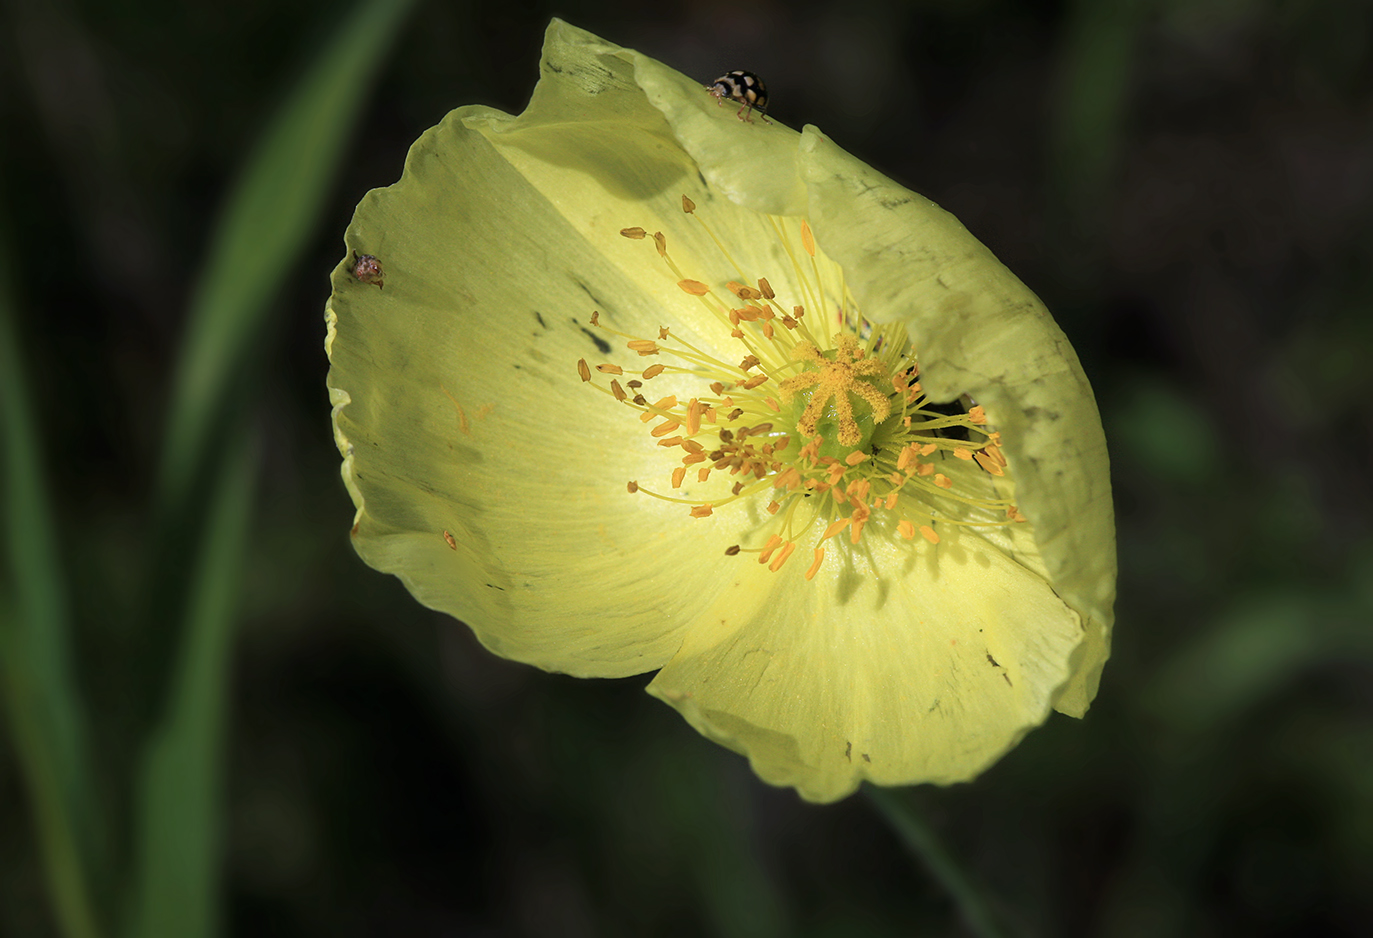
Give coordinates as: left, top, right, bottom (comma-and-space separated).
769, 542, 797, 572
821, 518, 850, 540
583, 205, 1024, 579
758, 534, 784, 563
805, 547, 825, 580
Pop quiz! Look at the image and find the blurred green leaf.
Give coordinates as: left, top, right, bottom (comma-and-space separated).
126, 1, 416, 936
1144, 586, 1373, 733
865, 786, 1012, 938
126, 442, 256, 938
1112, 377, 1221, 486
0, 228, 105, 938
156, 0, 415, 518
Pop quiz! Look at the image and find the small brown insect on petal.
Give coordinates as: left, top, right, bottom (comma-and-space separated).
351, 252, 384, 288
443, 530, 458, 550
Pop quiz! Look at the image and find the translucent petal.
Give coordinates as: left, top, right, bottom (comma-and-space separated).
622, 41, 808, 216
327, 23, 887, 680
796, 127, 1115, 713
327, 114, 730, 677
647, 514, 1084, 803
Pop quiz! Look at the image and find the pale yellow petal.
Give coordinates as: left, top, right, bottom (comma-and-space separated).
327, 103, 753, 677
623, 45, 807, 217
647, 515, 1084, 803
797, 126, 1115, 713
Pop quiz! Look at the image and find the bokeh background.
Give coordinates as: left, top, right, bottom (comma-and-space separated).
3, 0, 1372, 935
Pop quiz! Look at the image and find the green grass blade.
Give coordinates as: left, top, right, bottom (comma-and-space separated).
156, 0, 416, 516
127, 2, 416, 936
865, 786, 1012, 938
0, 229, 105, 938
126, 441, 256, 938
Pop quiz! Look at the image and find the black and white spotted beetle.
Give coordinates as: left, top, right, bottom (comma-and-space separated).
706, 70, 770, 123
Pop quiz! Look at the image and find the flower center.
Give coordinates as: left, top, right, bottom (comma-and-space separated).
576, 197, 1026, 580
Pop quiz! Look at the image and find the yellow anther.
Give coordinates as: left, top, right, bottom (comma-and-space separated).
849, 517, 867, 544
919, 525, 940, 544
686, 399, 703, 435
769, 542, 796, 572
577, 359, 591, 382
974, 451, 1005, 476
620, 227, 646, 239
805, 547, 825, 581
822, 518, 851, 540
678, 279, 709, 295
681, 194, 696, 213
897, 519, 915, 539
758, 534, 784, 563
690, 504, 713, 518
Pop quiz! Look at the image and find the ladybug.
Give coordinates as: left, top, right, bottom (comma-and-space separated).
706, 70, 770, 123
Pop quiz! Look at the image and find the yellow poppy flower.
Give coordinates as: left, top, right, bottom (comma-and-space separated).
325, 20, 1115, 802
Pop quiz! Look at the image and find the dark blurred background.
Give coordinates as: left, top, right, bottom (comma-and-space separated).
2, 0, 1372, 935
